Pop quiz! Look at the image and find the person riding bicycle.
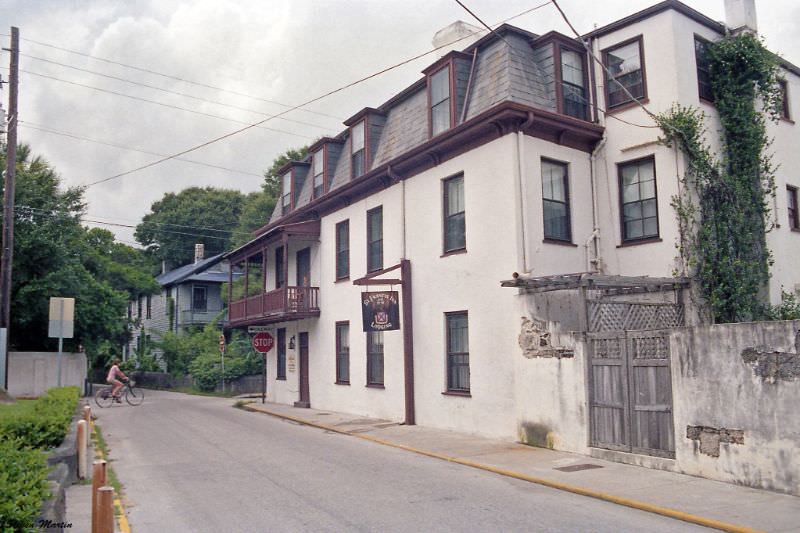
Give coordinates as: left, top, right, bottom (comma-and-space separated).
106, 358, 128, 403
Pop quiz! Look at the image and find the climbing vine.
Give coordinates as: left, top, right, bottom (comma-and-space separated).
655, 32, 783, 323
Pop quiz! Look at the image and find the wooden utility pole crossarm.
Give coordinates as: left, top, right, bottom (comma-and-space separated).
1, 27, 19, 390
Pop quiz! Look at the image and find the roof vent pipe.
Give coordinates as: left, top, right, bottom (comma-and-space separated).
724, 0, 757, 33
194, 243, 204, 264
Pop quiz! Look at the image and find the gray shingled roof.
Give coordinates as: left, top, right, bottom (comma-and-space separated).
156, 254, 225, 287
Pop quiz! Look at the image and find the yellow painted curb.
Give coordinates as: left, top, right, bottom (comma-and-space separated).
242, 405, 762, 533
93, 423, 132, 533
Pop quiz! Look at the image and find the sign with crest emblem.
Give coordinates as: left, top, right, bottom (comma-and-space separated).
361, 291, 400, 332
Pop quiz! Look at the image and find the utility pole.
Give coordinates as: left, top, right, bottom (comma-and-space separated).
1, 27, 19, 390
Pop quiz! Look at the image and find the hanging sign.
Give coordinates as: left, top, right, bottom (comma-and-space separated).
361, 291, 400, 332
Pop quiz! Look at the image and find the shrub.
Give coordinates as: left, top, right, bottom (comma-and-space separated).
0, 386, 79, 450
0, 440, 50, 531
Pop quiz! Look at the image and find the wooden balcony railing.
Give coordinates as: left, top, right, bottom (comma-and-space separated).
228, 286, 320, 325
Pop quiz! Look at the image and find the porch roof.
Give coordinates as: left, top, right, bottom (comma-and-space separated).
223, 220, 321, 263
500, 272, 689, 295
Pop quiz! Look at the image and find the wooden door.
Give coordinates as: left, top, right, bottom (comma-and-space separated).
296, 248, 311, 287
295, 332, 310, 408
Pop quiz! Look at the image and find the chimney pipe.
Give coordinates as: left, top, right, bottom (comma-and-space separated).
194, 243, 204, 264
724, 0, 757, 33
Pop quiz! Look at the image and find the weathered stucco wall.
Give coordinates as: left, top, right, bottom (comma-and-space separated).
670, 321, 800, 495
8, 352, 87, 398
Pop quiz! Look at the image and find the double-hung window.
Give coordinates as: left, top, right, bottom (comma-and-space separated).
277, 328, 286, 380
192, 285, 207, 312
313, 150, 324, 198
446, 312, 470, 393
788, 185, 799, 230
351, 121, 365, 177
604, 37, 646, 109
336, 220, 350, 279
281, 172, 292, 211
542, 160, 571, 242
443, 175, 466, 252
336, 322, 350, 384
780, 80, 791, 121
694, 37, 713, 102
560, 49, 588, 120
367, 206, 383, 272
367, 331, 384, 386
430, 65, 451, 136
619, 157, 659, 242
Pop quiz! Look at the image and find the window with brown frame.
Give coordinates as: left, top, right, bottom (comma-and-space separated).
430, 65, 452, 136
788, 185, 799, 230
275, 247, 285, 289
603, 37, 646, 109
780, 80, 791, 120
619, 157, 659, 242
560, 47, 588, 120
351, 121, 365, 177
443, 174, 465, 253
336, 322, 350, 384
312, 149, 325, 198
541, 159, 572, 242
336, 220, 350, 280
446, 312, 470, 393
277, 328, 286, 380
366, 206, 383, 272
695, 37, 714, 102
366, 331, 384, 386
281, 171, 292, 211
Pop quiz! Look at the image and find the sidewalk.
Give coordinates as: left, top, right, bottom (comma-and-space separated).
241, 400, 799, 533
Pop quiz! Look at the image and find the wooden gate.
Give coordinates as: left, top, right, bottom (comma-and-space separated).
587, 300, 679, 458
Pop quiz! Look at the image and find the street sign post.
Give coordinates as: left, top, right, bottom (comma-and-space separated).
219, 334, 225, 393
249, 329, 274, 404
48, 297, 75, 387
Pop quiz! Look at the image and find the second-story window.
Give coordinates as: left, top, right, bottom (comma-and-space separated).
604, 37, 646, 109
443, 175, 466, 253
560, 48, 588, 120
542, 159, 571, 242
351, 121, 365, 177
336, 220, 350, 280
788, 185, 799, 230
192, 285, 207, 312
367, 206, 383, 272
780, 80, 791, 120
281, 171, 292, 211
694, 37, 713, 102
430, 65, 451, 136
313, 150, 324, 198
619, 156, 659, 242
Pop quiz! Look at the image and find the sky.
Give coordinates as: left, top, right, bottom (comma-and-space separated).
0, 0, 798, 248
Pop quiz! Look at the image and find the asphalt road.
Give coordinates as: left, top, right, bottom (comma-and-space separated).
96, 390, 707, 533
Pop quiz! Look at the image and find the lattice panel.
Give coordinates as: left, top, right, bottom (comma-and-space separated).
631, 336, 669, 359
589, 303, 628, 332
589, 302, 684, 332
592, 338, 622, 359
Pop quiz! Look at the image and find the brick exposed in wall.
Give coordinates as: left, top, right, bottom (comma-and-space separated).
686, 425, 745, 457
519, 317, 574, 359
741, 331, 800, 382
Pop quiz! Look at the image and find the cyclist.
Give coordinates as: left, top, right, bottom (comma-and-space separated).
106, 358, 128, 403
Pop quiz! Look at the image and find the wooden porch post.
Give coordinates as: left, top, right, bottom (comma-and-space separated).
244, 258, 250, 316
283, 237, 290, 310
227, 261, 233, 309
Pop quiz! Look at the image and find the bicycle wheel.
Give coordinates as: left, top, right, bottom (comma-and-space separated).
125, 386, 145, 406
95, 388, 114, 408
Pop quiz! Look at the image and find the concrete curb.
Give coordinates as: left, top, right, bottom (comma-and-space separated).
92, 421, 131, 533
242, 404, 762, 533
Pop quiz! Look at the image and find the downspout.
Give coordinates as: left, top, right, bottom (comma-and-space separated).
586, 35, 606, 273
514, 111, 536, 274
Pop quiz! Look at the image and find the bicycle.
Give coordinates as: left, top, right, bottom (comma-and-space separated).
95, 379, 145, 408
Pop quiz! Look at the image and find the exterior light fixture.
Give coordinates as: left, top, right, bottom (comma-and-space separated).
289, 335, 296, 350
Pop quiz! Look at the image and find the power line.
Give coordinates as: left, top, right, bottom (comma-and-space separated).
81, 2, 555, 189
18, 69, 320, 140
19, 122, 266, 178
453, 0, 512, 47
20, 53, 340, 132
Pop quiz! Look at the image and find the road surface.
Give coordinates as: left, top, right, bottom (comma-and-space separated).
95, 390, 706, 532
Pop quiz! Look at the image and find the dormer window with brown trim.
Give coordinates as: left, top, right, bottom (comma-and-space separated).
281, 171, 292, 211
312, 148, 325, 198
430, 65, 452, 136
603, 36, 647, 110
559, 48, 588, 120
351, 120, 365, 177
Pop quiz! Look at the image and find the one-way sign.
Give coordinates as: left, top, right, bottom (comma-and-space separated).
248, 326, 272, 333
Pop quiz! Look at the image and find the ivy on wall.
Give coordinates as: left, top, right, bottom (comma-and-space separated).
656, 32, 783, 323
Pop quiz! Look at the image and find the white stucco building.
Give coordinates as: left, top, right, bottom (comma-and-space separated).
224, 0, 799, 466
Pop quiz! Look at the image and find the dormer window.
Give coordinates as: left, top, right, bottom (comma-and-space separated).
281, 171, 292, 211
351, 121, 365, 177
560, 48, 588, 120
430, 65, 452, 136
313, 150, 325, 198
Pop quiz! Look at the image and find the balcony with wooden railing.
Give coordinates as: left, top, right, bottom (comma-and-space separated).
228, 286, 320, 327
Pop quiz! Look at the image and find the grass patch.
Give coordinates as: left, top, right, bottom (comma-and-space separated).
233, 400, 254, 409
92, 423, 123, 501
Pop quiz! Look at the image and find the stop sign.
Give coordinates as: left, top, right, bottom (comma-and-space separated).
252, 331, 274, 353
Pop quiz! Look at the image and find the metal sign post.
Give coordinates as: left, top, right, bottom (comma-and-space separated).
48, 297, 75, 387
219, 335, 226, 393
248, 326, 273, 404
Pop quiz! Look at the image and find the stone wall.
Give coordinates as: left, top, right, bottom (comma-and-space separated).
8, 352, 87, 398
670, 320, 800, 495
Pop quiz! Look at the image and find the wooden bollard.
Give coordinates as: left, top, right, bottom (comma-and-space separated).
96, 486, 115, 533
91, 461, 107, 533
76, 420, 88, 479
83, 405, 92, 425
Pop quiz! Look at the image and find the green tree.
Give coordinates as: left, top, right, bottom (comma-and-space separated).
262, 145, 309, 199
134, 187, 246, 267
